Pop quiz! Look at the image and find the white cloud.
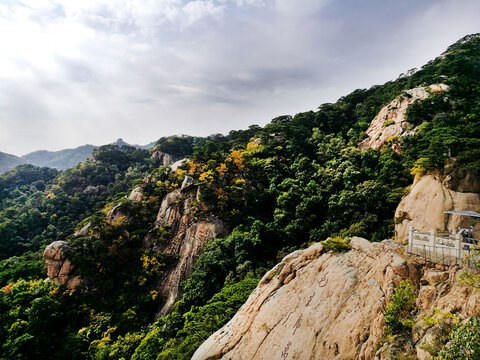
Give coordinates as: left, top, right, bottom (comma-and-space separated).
182, 1, 225, 25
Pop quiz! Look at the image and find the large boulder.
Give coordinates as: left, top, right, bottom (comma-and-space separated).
128, 186, 144, 202
193, 238, 480, 360
106, 203, 130, 225
43, 241, 80, 288
395, 174, 480, 242
151, 146, 183, 166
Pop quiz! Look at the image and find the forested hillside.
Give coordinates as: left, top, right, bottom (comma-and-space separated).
1, 34, 480, 359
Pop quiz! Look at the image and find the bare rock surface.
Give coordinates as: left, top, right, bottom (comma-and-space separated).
181, 175, 195, 191
193, 238, 480, 360
395, 174, 480, 242
153, 188, 226, 315
151, 146, 182, 166
106, 203, 130, 225
74, 222, 91, 237
43, 241, 80, 288
169, 158, 187, 172
128, 186, 144, 202
359, 84, 449, 152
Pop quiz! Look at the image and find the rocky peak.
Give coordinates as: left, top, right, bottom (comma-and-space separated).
359, 84, 449, 152
193, 238, 480, 360
43, 241, 81, 288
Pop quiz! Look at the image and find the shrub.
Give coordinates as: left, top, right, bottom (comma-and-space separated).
437, 317, 480, 360
384, 280, 416, 335
321, 236, 351, 252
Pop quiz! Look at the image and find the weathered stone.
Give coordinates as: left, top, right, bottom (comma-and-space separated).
395, 174, 480, 242
106, 203, 130, 225
180, 176, 195, 191
43, 241, 79, 288
74, 222, 91, 237
151, 146, 182, 166
193, 240, 480, 360
416, 322, 455, 360
152, 187, 226, 315
423, 270, 449, 286
359, 84, 449, 153
169, 158, 187, 172
128, 186, 144, 202
417, 285, 437, 312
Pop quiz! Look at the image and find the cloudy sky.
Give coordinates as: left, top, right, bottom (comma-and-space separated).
1, 0, 479, 155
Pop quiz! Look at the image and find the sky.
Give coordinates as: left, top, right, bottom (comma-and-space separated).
1, 0, 480, 155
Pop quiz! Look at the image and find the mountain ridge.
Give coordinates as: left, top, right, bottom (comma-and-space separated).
0, 138, 157, 173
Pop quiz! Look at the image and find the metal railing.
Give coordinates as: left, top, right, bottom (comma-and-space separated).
407, 243, 473, 267
407, 226, 478, 267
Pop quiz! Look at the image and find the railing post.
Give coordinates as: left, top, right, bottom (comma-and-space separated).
455, 233, 462, 262
408, 226, 414, 253
430, 229, 436, 260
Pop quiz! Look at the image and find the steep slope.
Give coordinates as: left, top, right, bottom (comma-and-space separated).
193, 238, 480, 360
358, 84, 449, 152
3, 34, 480, 360
146, 178, 226, 315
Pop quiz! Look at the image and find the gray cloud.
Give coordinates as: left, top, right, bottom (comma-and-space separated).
0, 0, 479, 155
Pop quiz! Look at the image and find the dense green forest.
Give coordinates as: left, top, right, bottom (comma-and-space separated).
1, 34, 480, 359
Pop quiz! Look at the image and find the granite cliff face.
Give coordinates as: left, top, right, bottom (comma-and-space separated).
395, 171, 480, 242
359, 84, 449, 152
193, 238, 480, 360
147, 176, 226, 315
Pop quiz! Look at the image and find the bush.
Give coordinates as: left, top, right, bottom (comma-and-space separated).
321, 236, 351, 252
384, 280, 416, 335
437, 317, 480, 360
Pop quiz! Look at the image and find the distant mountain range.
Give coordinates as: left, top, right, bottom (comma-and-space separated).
0, 138, 157, 173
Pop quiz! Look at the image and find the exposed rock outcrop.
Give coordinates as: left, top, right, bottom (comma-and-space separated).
180, 175, 195, 191
43, 241, 81, 288
395, 174, 480, 242
359, 84, 449, 152
150, 187, 226, 315
128, 186, 144, 202
170, 158, 188, 172
151, 146, 183, 166
74, 222, 92, 237
106, 203, 130, 225
193, 238, 480, 360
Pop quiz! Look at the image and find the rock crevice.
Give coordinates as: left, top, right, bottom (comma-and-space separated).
149, 186, 226, 315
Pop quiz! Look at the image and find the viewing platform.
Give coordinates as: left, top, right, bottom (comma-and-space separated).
406, 210, 479, 266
